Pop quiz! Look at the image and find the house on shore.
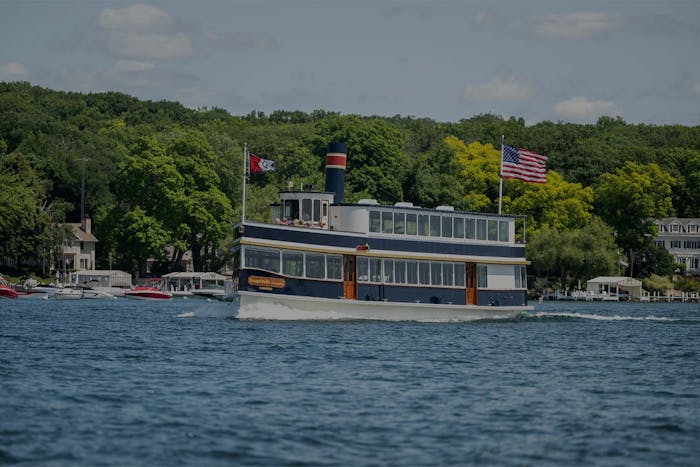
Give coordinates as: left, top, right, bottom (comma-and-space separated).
653, 217, 700, 275
62, 217, 98, 271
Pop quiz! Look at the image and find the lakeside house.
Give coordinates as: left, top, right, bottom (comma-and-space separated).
653, 217, 700, 275
62, 217, 98, 271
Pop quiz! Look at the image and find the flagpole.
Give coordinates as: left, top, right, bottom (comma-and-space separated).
498, 134, 504, 214
241, 143, 247, 226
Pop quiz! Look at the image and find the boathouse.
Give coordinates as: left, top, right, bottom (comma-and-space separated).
586, 276, 643, 300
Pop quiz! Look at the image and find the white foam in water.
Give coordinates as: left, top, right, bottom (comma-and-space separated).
532, 311, 677, 322
176, 302, 235, 318
237, 301, 357, 320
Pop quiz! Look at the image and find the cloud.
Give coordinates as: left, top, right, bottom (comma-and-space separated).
98, 4, 194, 59
474, 10, 698, 40
464, 77, 534, 103
98, 3, 174, 33
0, 62, 29, 80
532, 12, 621, 39
555, 96, 620, 120
97, 4, 280, 59
693, 82, 700, 96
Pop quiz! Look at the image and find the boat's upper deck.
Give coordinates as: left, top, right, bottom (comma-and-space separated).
270, 192, 526, 247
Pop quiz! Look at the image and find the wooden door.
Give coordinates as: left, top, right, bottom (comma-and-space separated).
465, 262, 477, 305
343, 255, 357, 300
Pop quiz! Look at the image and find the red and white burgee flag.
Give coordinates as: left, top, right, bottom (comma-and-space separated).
501, 145, 547, 183
249, 153, 275, 174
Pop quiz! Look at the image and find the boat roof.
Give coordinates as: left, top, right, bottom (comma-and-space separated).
162, 271, 227, 280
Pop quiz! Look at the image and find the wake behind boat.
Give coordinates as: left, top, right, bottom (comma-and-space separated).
229, 142, 533, 321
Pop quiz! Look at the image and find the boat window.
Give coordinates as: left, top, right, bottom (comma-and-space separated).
430, 215, 441, 237
406, 214, 417, 235
327, 255, 343, 280
418, 215, 429, 236
442, 263, 454, 286
313, 200, 321, 222
477, 219, 487, 240
369, 211, 381, 233
305, 253, 325, 279
382, 211, 393, 234
442, 216, 452, 237
383, 259, 394, 283
488, 220, 498, 241
282, 251, 304, 277
245, 247, 280, 273
465, 218, 475, 239
357, 257, 369, 282
430, 262, 442, 285
454, 263, 465, 287
394, 212, 405, 234
302, 199, 312, 222
407, 261, 418, 284
499, 221, 509, 242
369, 258, 382, 283
419, 261, 430, 285
395, 260, 407, 284
284, 200, 299, 220
454, 218, 464, 238
477, 265, 488, 288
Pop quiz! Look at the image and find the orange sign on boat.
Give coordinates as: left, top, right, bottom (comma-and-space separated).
248, 276, 286, 289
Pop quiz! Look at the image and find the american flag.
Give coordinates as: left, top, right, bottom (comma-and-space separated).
501, 145, 547, 183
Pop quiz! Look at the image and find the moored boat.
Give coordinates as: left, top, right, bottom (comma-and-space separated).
54, 287, 84, 300
0, 276, 19, 299
229, 142, 533, 321
124, 286, 173, 300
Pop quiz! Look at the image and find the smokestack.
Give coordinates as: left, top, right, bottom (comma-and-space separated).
324, 142, 347, 204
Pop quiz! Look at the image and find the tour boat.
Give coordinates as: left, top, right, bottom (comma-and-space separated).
229, 143, 533, 321
124, 286, 173, 300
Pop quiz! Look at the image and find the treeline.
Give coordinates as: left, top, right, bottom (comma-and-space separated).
1, 82, 699, 287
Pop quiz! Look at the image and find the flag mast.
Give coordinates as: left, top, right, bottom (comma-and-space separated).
498, 134, 504, 214
241, 142, 248, 225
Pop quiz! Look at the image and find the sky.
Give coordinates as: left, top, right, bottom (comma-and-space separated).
1, 0, 699, 125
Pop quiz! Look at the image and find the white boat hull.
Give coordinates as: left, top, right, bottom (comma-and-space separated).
81, 289, 117, 299
54, 289, 84, 300
231, 291, 530, 321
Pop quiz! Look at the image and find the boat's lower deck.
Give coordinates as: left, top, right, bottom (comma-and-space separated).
238, 269, 527, 307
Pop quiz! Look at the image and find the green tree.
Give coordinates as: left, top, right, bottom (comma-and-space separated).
527, 217, 619, 286
506, 171, 594, 236
0, 151, 47, 267
448, 137, 500, 211
594, 162, 675, 276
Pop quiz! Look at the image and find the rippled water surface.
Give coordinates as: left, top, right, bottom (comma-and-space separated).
1, 299, 699, 466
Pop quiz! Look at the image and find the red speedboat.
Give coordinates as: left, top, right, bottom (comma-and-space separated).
124, 286, 173, 300
0, 276, 19, 299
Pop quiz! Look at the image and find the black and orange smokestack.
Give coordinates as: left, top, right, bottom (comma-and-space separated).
325, 142, 347, 204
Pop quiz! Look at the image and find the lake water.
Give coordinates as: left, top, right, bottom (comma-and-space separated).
1, 298, 699, 466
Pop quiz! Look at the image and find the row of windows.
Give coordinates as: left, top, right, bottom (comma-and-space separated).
661, 240, 700, 249
369, 211, 510, 243
244, 247, 343, 280
243, 246, 528, 289
357, 257, 471, 288
657, 224, 700, 233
